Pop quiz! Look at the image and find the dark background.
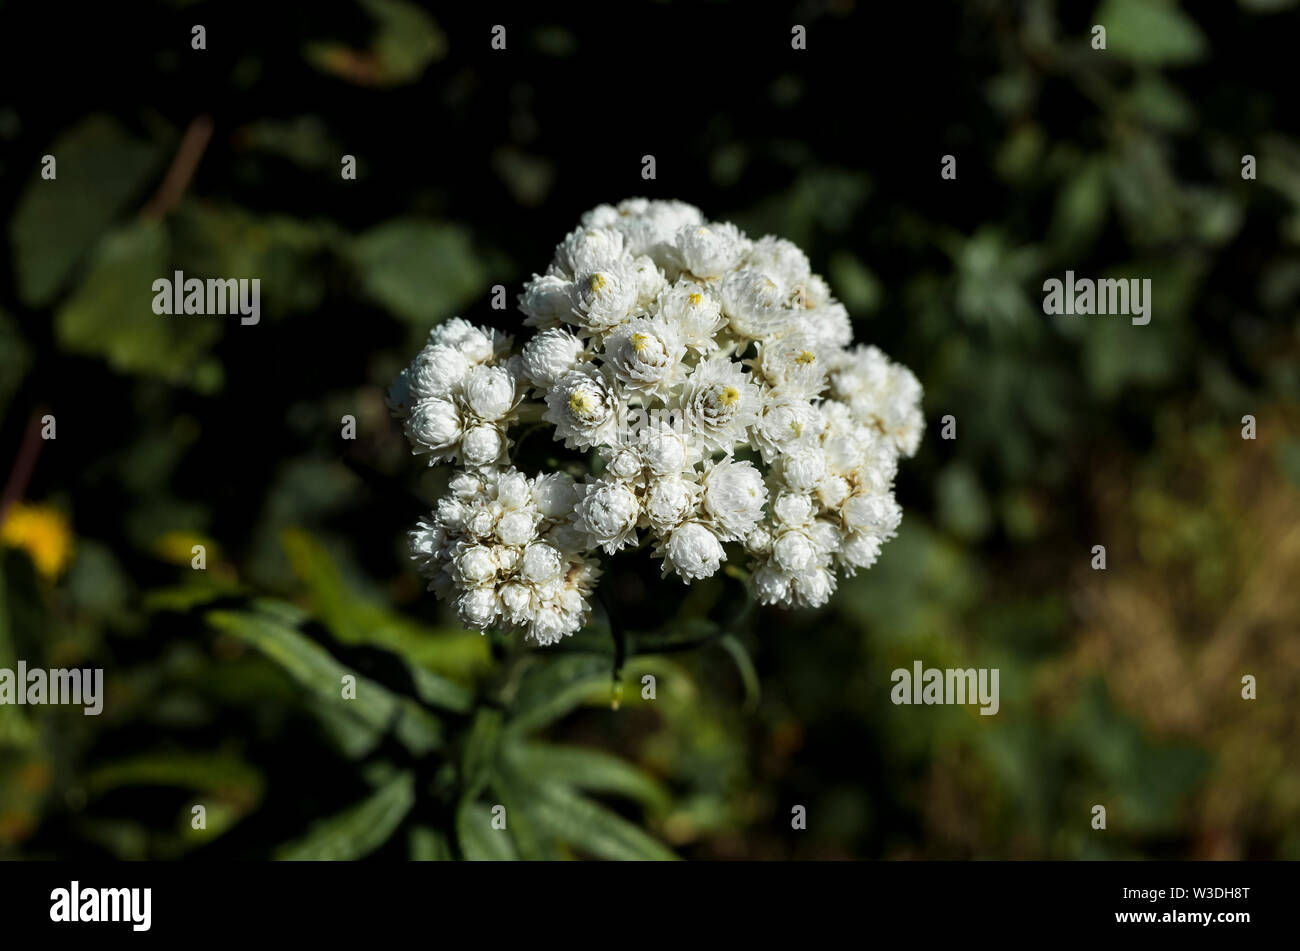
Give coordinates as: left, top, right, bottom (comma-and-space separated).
1, 0, 1298, 860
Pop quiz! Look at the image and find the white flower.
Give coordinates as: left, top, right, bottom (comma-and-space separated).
531, 472, 578, 521
575, 479, 640, 554
571, 261, 640, 336
520, 273, 575, 329
520, 327, 586, 389
757, 330, 828, 398
543, 365, 625, 450
656, 280, 726, 353
829, 345, 925, 456
749, 390, 821, 463
677, 356, 761, 453
745, 235, 811, 288
457, 586, 500, 630
659, 521, 725, 581
430, 317, 511, 365
700, 457, 767, 541
461, 423, 507, 467
776, 445, 827, 494
643, 475, 700, 533
639, 425, 696, 476
461, 364, 517, 421
554, 226, 626, 278
409, 343, 470, 400
673, 222, 749, 279
405, 398, 462, 461
719, 268, 801, 339
602, 315, 686, 398
394, 200, 923, 642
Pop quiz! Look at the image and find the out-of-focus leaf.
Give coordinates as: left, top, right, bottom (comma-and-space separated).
275, 771, 414, 860
0, 563, 37, 748
936, 462, 994, 542
86, 752, 264, 809
350, 218, 489, 327
0, 309, 29, 418
511, 780, 677, 861
235, 117, 340, 170
408, 825, 453, 860
719, 635, 761, 715
455, 800, 517, 861
1048, 158, 1109, 259
827, 251, 882, 315
461, 708, 502, 796
55, 220, 222, 383
501, 741, 671, 812
281, 529, 478, 710
305, 0, 446, 87
504, 654, 613, 735
170, 202, 337, 318
488, 766, 563, 860
1126, 74, 1196, 132
9, 114, 164, 305
1096, 0, 1208, 66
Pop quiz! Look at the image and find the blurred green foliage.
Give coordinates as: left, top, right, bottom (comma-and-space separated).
1, 0, 1298, 859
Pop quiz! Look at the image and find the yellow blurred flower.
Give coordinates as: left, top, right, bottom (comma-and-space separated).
0, 502, 73, 579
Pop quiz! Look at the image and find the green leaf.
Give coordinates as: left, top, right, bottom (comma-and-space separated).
408, 826, 454, 860
455, 801, 518, 861
55, 220, 222, 383
86, 752, 264, 808
0, 309, 30, 419
350, 218, 489, 327
1048, 159, 1109, 259
305, 0, 447, 87
275, 771, 415, 860
510, 780, 677, 861
281, 528, 477, 711
9, 114, 164, 305
1097, 0, 1208, 66
719, 635, 761, 715
461, 708, 503, 797
169, 201, 337, 319
206, 608, 442, 755
501, 741, 670, 812
487, 767, 564, 860
0, 561, 37, 749
505, 654, 614, 735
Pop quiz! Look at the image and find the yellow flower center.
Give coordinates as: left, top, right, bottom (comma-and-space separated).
569, 391, 596, 417
795, 350, 817, 365
631, 333, 651, 353
688, 293, 702, 307
717, 385, 741, 408
588, 273, 607, 294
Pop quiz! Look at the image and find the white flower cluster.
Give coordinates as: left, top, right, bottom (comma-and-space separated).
391, 199, 923, 644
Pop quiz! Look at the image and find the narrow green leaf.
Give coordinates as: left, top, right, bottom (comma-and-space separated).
409, 826, 454, 861
505, 654, 613, 735
514, 780, 677, 861
207, 608, 442, 755
502, 741, 670, 812
455, 801, 518, 861
276, 772, 415, 860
